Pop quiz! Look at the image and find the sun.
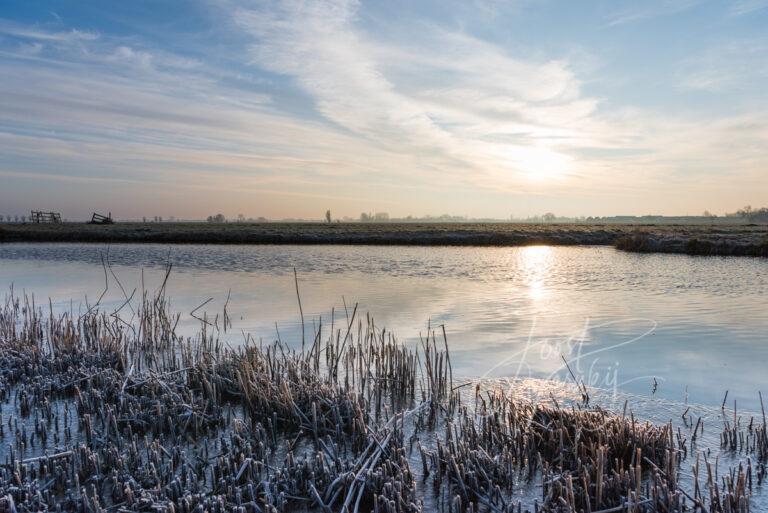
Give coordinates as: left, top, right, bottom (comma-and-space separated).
505, 145, 573, 181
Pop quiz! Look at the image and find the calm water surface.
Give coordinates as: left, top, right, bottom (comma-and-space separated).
1, 243, 766, 409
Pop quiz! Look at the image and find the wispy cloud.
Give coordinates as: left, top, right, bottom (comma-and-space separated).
676, 39, 768, 92
0, 20, 455, 216
0, 19, 98, 42
233, 0, 608, 188
730, 0, 768, 15
605, 0, 700, 26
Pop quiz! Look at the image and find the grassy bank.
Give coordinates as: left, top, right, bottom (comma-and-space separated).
616, 232, 768, 257
1, 222, 767, 257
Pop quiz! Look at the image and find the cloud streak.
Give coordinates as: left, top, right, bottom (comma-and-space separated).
0, 20, 98, 42
233, 0, 609, 188
730, 0, 768, 15
604, 0, 701, 26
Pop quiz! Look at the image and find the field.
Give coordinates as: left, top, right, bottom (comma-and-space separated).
1, 222, 767, 256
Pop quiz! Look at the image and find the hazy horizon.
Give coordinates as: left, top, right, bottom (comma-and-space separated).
1, 211, 761, 223
1, 0, 767, 220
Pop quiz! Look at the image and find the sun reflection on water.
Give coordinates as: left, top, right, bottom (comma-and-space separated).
518, 245, 553, 301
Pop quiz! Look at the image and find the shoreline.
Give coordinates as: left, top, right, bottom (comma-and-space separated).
1, 222, 767, 257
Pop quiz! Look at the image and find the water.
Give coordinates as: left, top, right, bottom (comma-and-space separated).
1, 242, 766, 409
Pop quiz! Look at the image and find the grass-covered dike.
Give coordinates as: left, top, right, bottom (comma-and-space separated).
1, 222, 767, 257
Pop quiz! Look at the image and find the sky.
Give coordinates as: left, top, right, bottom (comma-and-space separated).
0, 0, 767, 221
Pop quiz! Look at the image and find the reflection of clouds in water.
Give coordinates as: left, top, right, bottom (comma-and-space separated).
1, 244, 767, 409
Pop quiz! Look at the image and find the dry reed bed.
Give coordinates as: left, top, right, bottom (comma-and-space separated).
0, 284, 763, 512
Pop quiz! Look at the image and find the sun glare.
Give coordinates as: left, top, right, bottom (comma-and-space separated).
519, 245, 553, 301
506, 146, 573, 181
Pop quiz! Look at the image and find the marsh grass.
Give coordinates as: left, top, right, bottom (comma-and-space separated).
0, 272, 764, 512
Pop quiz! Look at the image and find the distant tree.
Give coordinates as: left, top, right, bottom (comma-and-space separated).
207, 213, 226, 223
746, 207, 768, 221
142, 217, 147, 223
0, 215, 4, 222
14, 216, 19, 223
542, 212, 556, 222
325, 210, 332, 223
237, 213, 245, 223
360, 213, 371, 222
729, 205, 768, 221
374, 212, 389, 221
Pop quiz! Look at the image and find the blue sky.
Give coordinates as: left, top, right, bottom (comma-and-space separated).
1, 0, 767, 220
